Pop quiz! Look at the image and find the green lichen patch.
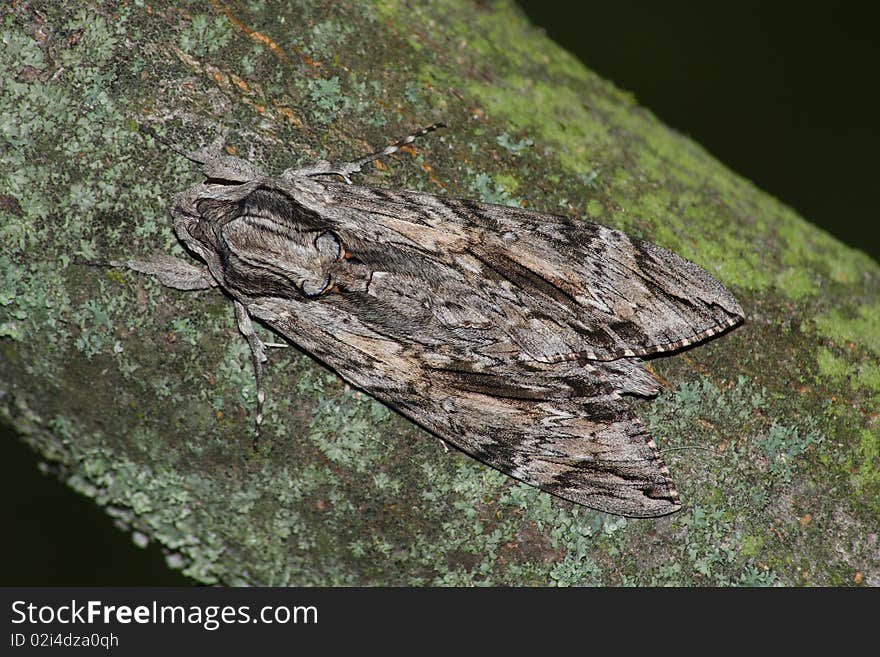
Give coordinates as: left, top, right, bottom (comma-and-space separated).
641, 375, 865, 585
178, 13, 233, 57
1, 0, 879, 587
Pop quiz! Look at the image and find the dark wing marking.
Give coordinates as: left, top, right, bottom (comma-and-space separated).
399, 359, 679, 517
299, 181, 744, 362
241, 290, 678, 517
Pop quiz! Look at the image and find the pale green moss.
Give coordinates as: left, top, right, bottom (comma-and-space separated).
857, 363, 880, 393
817, 347, 851, 381
815, 304, 880, 357
774, 267, 817, 300
853, 428, 880, 511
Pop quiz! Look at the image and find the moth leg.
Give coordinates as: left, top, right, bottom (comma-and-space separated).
112, 255, 218, 291
234, 300, 268, 450
288, 123, 445, 183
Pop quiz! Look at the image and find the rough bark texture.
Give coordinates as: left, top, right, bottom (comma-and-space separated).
1, 0, 877, 586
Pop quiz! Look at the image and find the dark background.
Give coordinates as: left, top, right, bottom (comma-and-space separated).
517, 1, 880, 261
3, 2, 878, 586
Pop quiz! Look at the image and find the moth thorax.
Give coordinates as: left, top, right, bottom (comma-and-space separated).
222, 213, 369, 297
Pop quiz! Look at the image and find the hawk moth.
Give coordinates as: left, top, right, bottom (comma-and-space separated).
122, 124, 743, 518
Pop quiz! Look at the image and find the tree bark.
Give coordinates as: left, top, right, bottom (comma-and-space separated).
1, 0, 877, 585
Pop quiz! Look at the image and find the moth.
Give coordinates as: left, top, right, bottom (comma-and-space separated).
120, 124, 743, 518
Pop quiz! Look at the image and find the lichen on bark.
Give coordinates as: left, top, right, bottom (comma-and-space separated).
1, 0, 877, 585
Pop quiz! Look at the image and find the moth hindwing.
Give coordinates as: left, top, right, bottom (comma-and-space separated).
126, 125, 743, 518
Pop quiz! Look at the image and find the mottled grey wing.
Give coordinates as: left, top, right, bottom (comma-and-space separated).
248, 292, 680, 516
309, 181, 744, 363
395, 358, 680, 517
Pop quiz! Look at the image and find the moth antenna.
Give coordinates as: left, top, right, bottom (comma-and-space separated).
72, 257, 115, 268
291, 123, 446, 182
137, 123, 195, 161
347, 122, 446, 173
660, 446, 722, 455
137, 123, 229, 167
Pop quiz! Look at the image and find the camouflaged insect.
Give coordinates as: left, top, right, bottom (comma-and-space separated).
121, 124, 743, 518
